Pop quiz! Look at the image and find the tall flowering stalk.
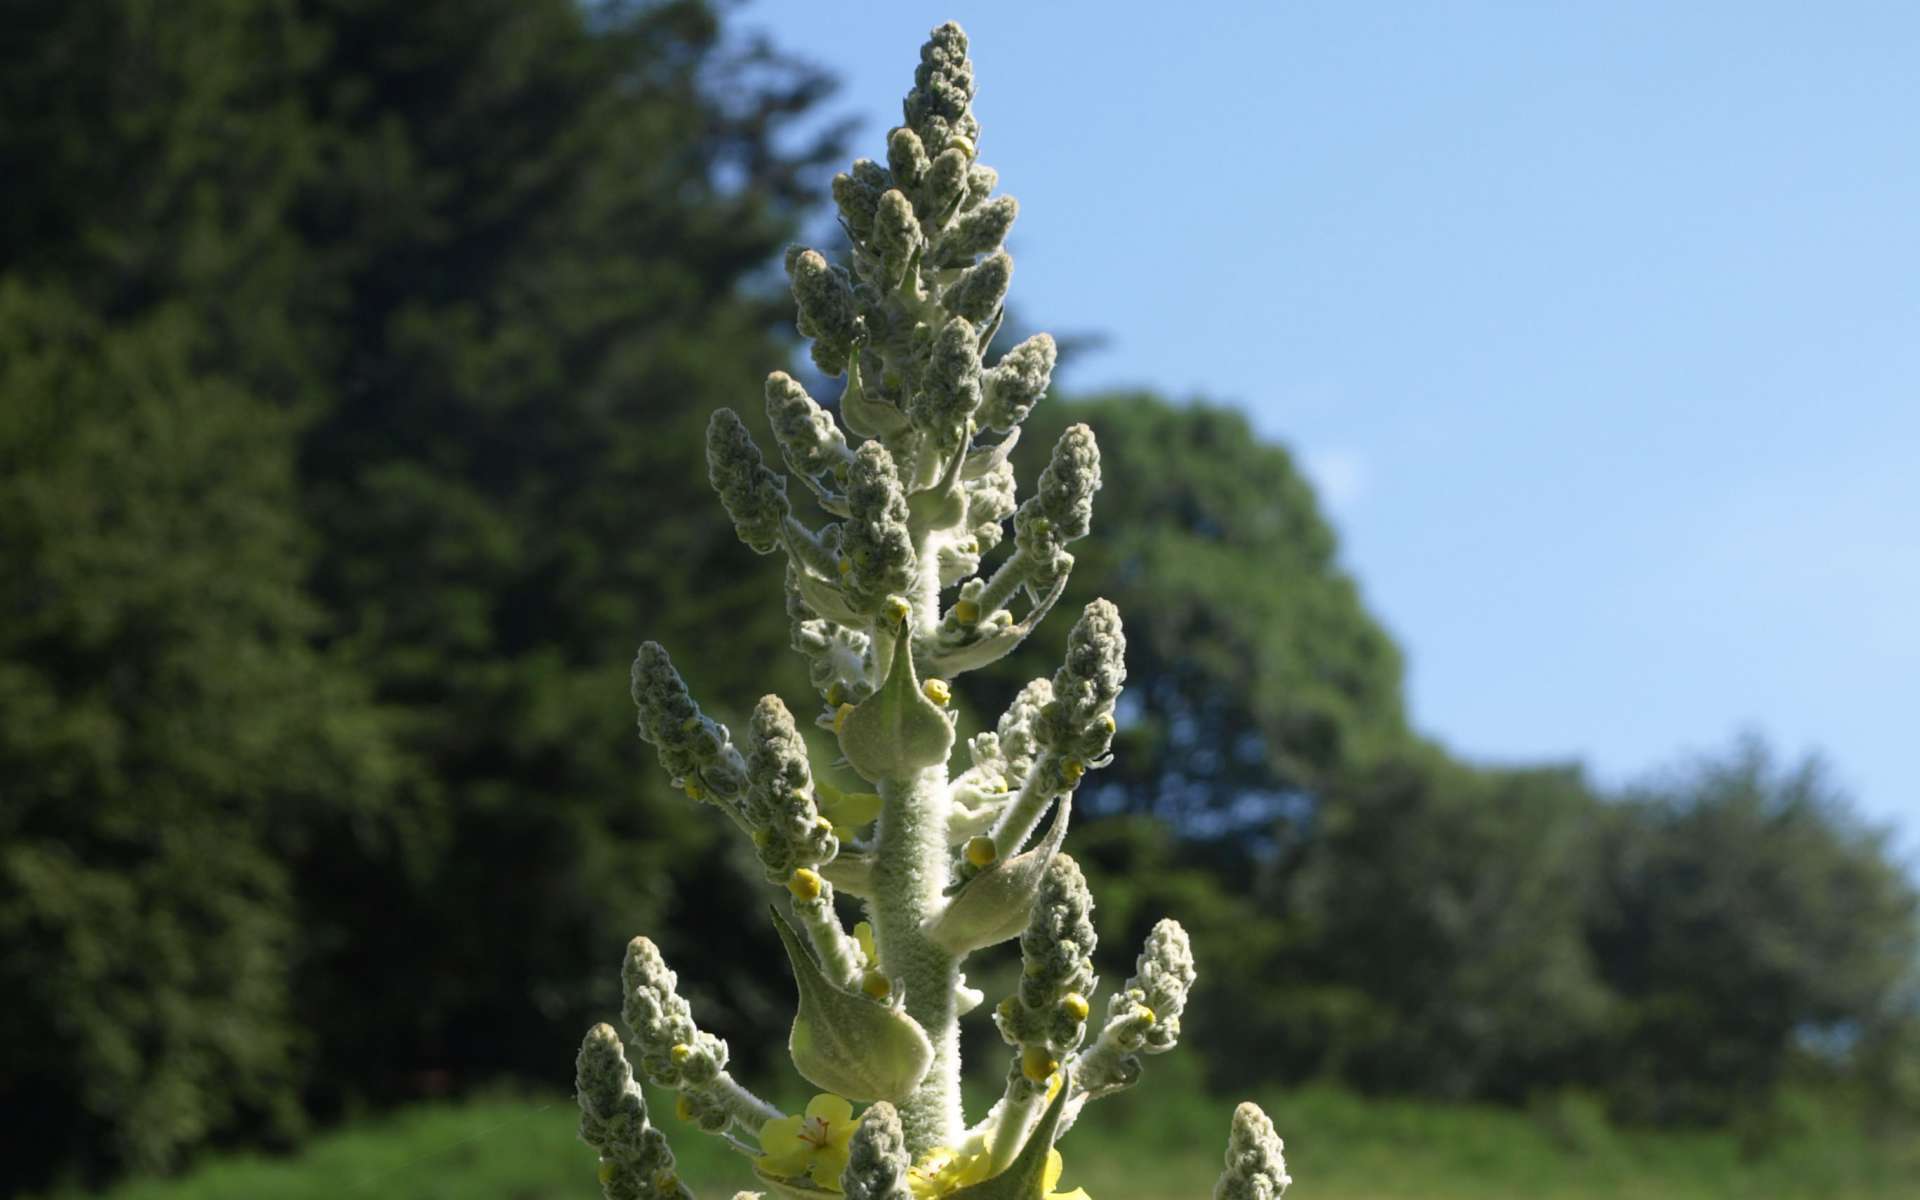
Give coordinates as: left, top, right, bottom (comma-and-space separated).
579, 23, 1291, 1200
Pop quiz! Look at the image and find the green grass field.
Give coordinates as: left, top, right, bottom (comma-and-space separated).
50, 1079, 1920, 1200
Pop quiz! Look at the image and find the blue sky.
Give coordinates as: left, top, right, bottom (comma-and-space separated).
743, 1, 1920, 855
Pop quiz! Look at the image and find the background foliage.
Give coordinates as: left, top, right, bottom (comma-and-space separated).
2, 0, 1915, 1192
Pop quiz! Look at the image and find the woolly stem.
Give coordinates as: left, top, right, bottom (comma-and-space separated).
986, 751, 1064, 857
702, 1074, 786, 1131
869, 763, 961, 1155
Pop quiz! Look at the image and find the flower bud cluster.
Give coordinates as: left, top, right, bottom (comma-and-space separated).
620, 937, 733, 1132
788, 248, 863, 376
903, 23, 980, 165
842, 1101, 914, 1200
745, 696, 837, 881
1013, 425, 1102, 595
949, 678, 1051, 835
1035, 600, 1125, 779
576, 1023, 693, 1200
631, 643, 749, 806
1215, 1103, 1291, 1200
1120, 919, 1195, 1053
907, 317, 983, 454
1074, 920, 1197, 1101
841, 443, 918, 614
979, 334, 1056, 433
707, 409, 790, 555
996, 855, 1097, 1080
997, 678, 1052, 787
965, 459, 1018, 557
766, 372, 854, 484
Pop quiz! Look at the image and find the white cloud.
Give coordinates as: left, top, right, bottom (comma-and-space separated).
1301, 446, 1371, 513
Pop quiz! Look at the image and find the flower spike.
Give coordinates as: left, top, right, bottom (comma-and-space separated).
581, 21, 1293, 1195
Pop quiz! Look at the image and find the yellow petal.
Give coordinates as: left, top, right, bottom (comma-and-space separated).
760, 1115, 808, 1156
954, 1149, 993, 1186
807, 1092, 856, 1126
812, 1142, 853, 1190
854, 921, 877, 962
757, 1148, 816, 1180
1043, 1150, 1064, 1194
828, 1117, 860, 1153
1051, 1189, 1091, 1200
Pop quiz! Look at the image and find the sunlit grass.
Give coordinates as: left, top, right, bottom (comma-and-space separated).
51, 1076, 1920, 1200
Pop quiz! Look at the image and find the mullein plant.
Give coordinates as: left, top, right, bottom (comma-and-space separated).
576, 22, 1291, 1200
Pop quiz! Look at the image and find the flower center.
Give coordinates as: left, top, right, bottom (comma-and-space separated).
799, 1116, 833, 1148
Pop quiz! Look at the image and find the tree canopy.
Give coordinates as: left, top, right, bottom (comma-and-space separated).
1, 2, 1914, 1189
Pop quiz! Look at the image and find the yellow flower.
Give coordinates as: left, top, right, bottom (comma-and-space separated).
1042, 1150, 1090, 1200
757, 1094, 860, 1190
853, 921, 878, 965
908, 1144, 993, 1200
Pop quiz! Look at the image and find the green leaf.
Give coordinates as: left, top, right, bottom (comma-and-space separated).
839, 348, 911, 439
924, 797, 1072, 955
772, 908, 933, 1102
839, 619, 954, 782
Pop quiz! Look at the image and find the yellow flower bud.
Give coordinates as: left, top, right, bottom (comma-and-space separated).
923, 678, 951, 706
833, 703, 855, 733
837, 557, 853, 576
599, 1161, 617, 1185
683, 781, 704, 800
885, 596, 911, 624
752, 828, 771, 849
1021, 1045, 1058, 1083
861, 970, 893, 1000
1062, 758, 1085, 783
1140, 1005, 1156, 1027
788, 868, 824, 901
1099, 713, 1116, 734
826, 681, 846, 706
670, 1042, 693, 1064
680, 715, 701, 732
675, 1094, 695, 1121
1061, 992, 1090, 1022
653, 1168, 680, 1193
964, 836, 997, 867
948, 135, 977, 158
953, 599, 980, 625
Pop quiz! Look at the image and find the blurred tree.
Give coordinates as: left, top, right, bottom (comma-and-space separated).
1586, 738, 1920, 1124
989, 392, 1410, 841
0, 2, 398, 1186
1270, 746, 1609, 1100
0, 0, 843, 1180
282, 0, 845, 1101
0, 285, 398, 1186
